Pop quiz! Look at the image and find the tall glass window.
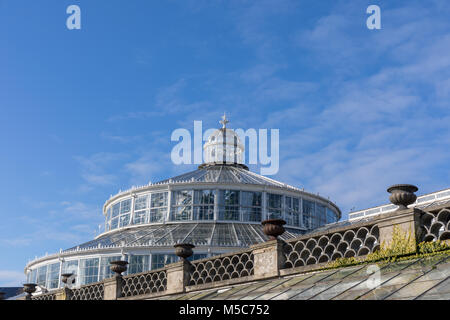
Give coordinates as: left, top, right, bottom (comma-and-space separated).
37, 265, 47, 287
241, 191, 262, 222
128, 255, 150, 274
150, 192, 168, 222
267, 193, 282, 219
315, 204, 327, 227
327, 208, 337, 224
303, 199, 315, 229
151, 254, 178, 270
171, 190, 192, 221
285, 197, 300, 226
79, 258, 99, 285
99, 256, 121, 280
133, 195, 148, 225
218, 190, 240, 221
193, 190, 215, 220
46, 263, 60, 289
28, 269, 37, 283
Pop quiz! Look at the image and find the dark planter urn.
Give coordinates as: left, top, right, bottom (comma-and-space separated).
174, 243, 195, 260
61, 273, 75, 286
110, 260, 128, 276
387, 184, 418, 210
262, 219, 286, 240
23, 283, 37, 299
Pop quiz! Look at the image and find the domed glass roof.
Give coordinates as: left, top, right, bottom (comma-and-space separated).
155, 164, 295, 188
65, 223, 304, 251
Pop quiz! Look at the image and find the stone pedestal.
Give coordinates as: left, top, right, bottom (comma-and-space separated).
166, 260, 192, 295
251, 239, 286, 279
55, 287, 73, 300
376, 207, 423, 252
104, 276, 123, 300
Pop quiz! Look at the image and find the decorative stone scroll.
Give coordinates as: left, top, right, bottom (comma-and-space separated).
189, 251, 254, 286
121, 270, 167, 297
283, 225, 380, 268
70, 282, 104, 300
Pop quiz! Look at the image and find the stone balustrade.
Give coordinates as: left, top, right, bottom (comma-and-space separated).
25, 200, 450, 300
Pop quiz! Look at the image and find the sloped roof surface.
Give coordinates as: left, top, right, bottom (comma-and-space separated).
155, 165, 292, 188
65, 223, 304, 251
154, 253, 450, 300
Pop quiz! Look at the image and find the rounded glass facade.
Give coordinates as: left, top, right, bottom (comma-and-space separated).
104, 188, 339, 232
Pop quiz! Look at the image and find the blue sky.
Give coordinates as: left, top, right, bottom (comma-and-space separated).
1, 0, 450, 286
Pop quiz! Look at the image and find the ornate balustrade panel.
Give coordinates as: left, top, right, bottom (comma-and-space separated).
421, 208, 450, 242
31, 292, 57, 300
70, 282, 104, 300
121, 270, 167, 297
283, 225, 380, 268
189, 250, 254, 286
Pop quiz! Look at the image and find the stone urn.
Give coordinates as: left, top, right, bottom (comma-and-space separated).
387, 184, 418, 210
262, 219, 286, 240
61, 273, 75, 286
23, 283, 37, 299
174, 243, 195, 261
110, 260, 128, 276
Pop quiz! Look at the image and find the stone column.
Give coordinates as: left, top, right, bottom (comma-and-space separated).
166, 260, 192, 295
103, 276, 123, 300
251, 239, 286, 279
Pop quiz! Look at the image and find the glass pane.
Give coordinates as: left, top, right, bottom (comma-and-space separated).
111, 217, 119, 229
241, 191, 262, 206
151, 192, 168, 207
242, 207, 261, 222
99, 256, 121, 280
267, 193, 282, 208
173, 190, 192, 206
151, 254, 178, 270
172, 206, 192, 221
120, 199, 131, 214
194, 190, 215, 204
193, 206, 214, 220
46, 263, 60, 289
150, 208, 166, 222
119, 214, 130, 227
133, 210, 148, 225
134, 195, 148, 210
37, 265, 47, 287
128, 255, 150, 274
112, 203, 120, 218
79, 258, 99, 285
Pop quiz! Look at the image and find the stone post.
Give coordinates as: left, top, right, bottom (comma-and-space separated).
103, 276, 123, 300
55, 287, 73, 300
376, 207, 423, 252
251, 239, 286, 279
166, 260, 192, 295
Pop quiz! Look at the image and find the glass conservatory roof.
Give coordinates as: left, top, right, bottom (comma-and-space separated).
65, 223, 304, 252
155, 164, 293, 188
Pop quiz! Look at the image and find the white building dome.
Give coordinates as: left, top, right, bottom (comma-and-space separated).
203, 114, 244, 164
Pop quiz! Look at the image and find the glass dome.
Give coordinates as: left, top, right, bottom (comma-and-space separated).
24, 115, 341, 291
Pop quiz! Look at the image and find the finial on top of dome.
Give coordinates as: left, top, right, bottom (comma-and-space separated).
219, 112, 229, 129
